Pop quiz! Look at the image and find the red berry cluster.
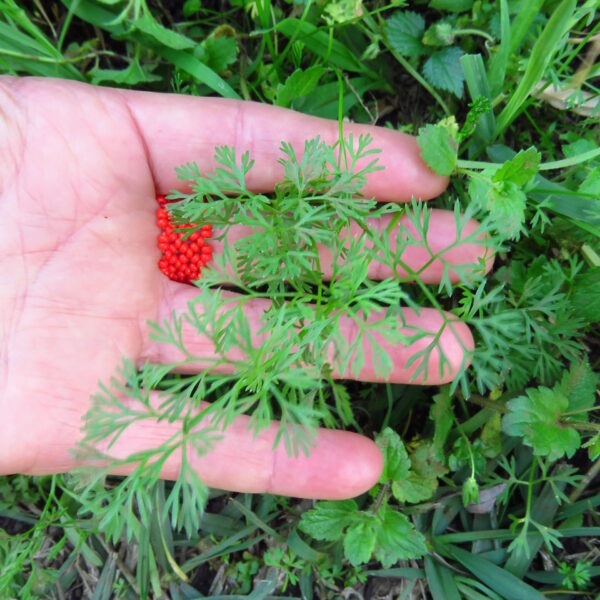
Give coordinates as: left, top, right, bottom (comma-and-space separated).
156, 194, 213, 284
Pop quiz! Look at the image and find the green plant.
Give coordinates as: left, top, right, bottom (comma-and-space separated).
2, 1, 600, 598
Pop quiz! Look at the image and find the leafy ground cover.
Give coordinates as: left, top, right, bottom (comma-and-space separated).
1, 0, 600, 598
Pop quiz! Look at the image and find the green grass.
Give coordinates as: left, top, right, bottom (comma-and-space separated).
1, 0, 600, 598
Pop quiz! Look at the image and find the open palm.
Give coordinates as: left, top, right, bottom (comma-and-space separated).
0, 77, 485, 499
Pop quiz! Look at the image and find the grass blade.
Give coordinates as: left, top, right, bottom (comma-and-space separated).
275, 18, 368, 74
509, 0, 545, 54
424, 555, 461, 600
495, 0, 577, 135
461, 53, 495, 150
487, 0, 510, 97
153, 47, 241, 99
443, 544, 545, 600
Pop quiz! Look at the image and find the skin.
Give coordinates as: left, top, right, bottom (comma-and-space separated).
0, 77, 490, 499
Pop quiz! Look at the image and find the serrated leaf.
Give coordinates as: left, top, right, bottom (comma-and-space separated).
579, 167, 600, 196
386, 11, 426, 57
559, 361, 597, 418
374, 507, 427, 567
344, 522, 376, 566
423, 22, 454, 47
198, 35, 238, 74
323, 0, 364, 24
431, 388, 453, 454
584, 432, 600, 460
571, 267, 600, 323
423, 47, 465, 97
480, 412, 502, 457
392, 443, 446, 503
275, 66, 325, 108
492, 147, 541, 186
416, 117, 459, 176
376, 427, 410, 482
468, 175, 526, 240
299, 500, 357, 541
502, 387, 581, 462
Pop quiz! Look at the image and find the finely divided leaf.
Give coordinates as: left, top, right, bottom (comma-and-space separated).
502, 387, 581, 462
386, 11, 426, 57
417, 117, 459, 176
423, 47, 465, 97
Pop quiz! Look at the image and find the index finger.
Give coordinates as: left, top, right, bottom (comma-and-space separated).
117, 90, 448, 201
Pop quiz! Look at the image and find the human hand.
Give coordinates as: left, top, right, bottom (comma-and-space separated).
0, 77, 487, 499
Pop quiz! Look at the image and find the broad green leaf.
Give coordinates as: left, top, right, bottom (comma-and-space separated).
183, 0, 201, 18
572, 267, 600, 323
385, 11, 426, 58
298, 500, 357, 541
374, 507, 427, 567
323, 0, 364, 25
392, 443, 446, 503
480, 412, 502, 457
559, 361, 597, 417
344, 522, 376, 566
492, 147, 541, 186
416, 117, 459, 176
423, 22, 453, 47
584, 432, 600, 460
423, 46, 465, 98
134, 13, 195, 50
90, 59, 162, 86
579, 167, 600, 196
376, 427, 409, 482
275, 66, 326, 108
468, 176, 526, 240
197, 35, 239, 74
502, 387, 581, 462
430, 388, 453, 454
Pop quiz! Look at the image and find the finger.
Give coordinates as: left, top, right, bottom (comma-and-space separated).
93, 394, 383, 500
145, 287, 473, 385
217, 208, 493, 284
117, 87, 448, 201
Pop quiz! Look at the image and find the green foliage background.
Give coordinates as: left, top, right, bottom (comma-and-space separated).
1, 0, 600, 598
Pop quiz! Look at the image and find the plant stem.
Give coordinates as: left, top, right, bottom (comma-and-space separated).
453, 28, 495, 43
539, 147, 600, 170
